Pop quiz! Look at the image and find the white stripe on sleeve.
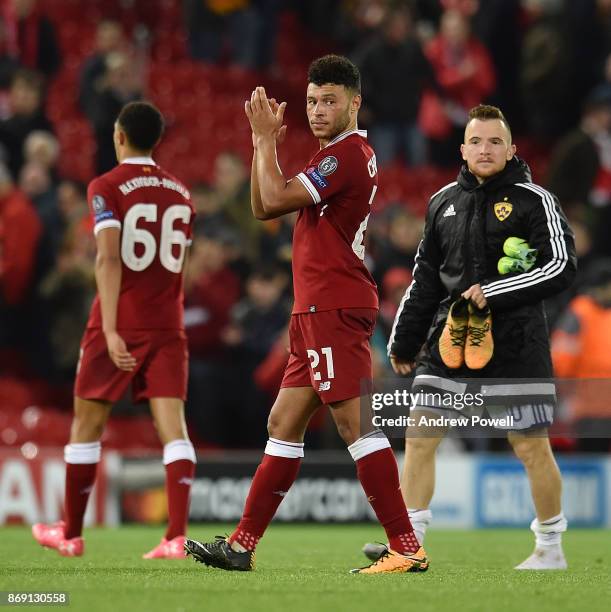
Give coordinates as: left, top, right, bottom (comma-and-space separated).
94, 219, 122, 235
296, 172, 321, 204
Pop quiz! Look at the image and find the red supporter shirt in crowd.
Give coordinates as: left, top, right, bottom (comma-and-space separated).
183, 266, 241, 358
0, 187, 42, 305
86, 157, 194, 330
293, 129, 379, 314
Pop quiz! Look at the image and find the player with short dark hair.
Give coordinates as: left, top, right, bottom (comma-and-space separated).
32, 101, 196, 559
184, 55, 426, 574
308, 53, 361, 92
116, 102, 165, 151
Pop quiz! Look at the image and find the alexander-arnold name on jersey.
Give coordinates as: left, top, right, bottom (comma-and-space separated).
118, 175, 190, 199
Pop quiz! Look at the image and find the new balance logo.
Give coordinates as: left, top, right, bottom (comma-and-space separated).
178, 477, 194, 486
443, 204, 456, 217
318, 381, 331, 391
273, 490, 288, 497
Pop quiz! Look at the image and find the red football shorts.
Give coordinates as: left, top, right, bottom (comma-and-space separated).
281, 308, 377, 404
75, 328, 188, 403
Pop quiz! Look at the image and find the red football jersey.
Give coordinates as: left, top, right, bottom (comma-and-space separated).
292, 129, 379, 314
85, 157, 194, 330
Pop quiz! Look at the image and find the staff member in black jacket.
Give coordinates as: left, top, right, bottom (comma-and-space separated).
366, 105, 577, 570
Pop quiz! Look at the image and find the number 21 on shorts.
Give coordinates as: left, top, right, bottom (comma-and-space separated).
307, 347, 335, 381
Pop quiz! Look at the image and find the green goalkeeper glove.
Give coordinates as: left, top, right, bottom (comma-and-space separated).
497, 237, 538, 275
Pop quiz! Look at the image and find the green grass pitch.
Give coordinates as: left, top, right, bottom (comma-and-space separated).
2, 525, 609, 612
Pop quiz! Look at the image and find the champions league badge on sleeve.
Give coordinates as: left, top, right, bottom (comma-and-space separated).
318, 156, 338, 176
92, 195, 106, 214
92, 194, 114, 222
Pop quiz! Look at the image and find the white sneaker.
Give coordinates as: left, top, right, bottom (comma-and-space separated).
514, 547, 567, 570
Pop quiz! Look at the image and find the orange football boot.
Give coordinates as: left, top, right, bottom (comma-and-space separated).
438, 297, 469, 369
464, 302, 494, 369
350, 546, 429, 574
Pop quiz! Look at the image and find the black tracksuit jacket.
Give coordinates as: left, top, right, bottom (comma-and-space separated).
388, 157, 577, 378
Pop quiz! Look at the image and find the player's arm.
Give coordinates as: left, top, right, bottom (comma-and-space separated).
250, 148, 267, 220
94, 227, 136, 371
250, 144, 303, 221
246, 87, 313, 220
254, 136, 313, 219
250, 98, 288, 221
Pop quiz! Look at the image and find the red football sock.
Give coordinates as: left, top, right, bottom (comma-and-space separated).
64, 462, 97, 539
164, 459, 195, 540
355, 445, 419, 555
229, 440, 303, 551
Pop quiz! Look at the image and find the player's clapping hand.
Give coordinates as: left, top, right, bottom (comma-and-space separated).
267, 98, 287, 144
390, 355, 416, 376
245, 86, 286, 141
104, 330, 137, 371
250, 97, 287, 148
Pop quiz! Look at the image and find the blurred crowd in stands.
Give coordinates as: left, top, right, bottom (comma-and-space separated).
1, 0, 610, 450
